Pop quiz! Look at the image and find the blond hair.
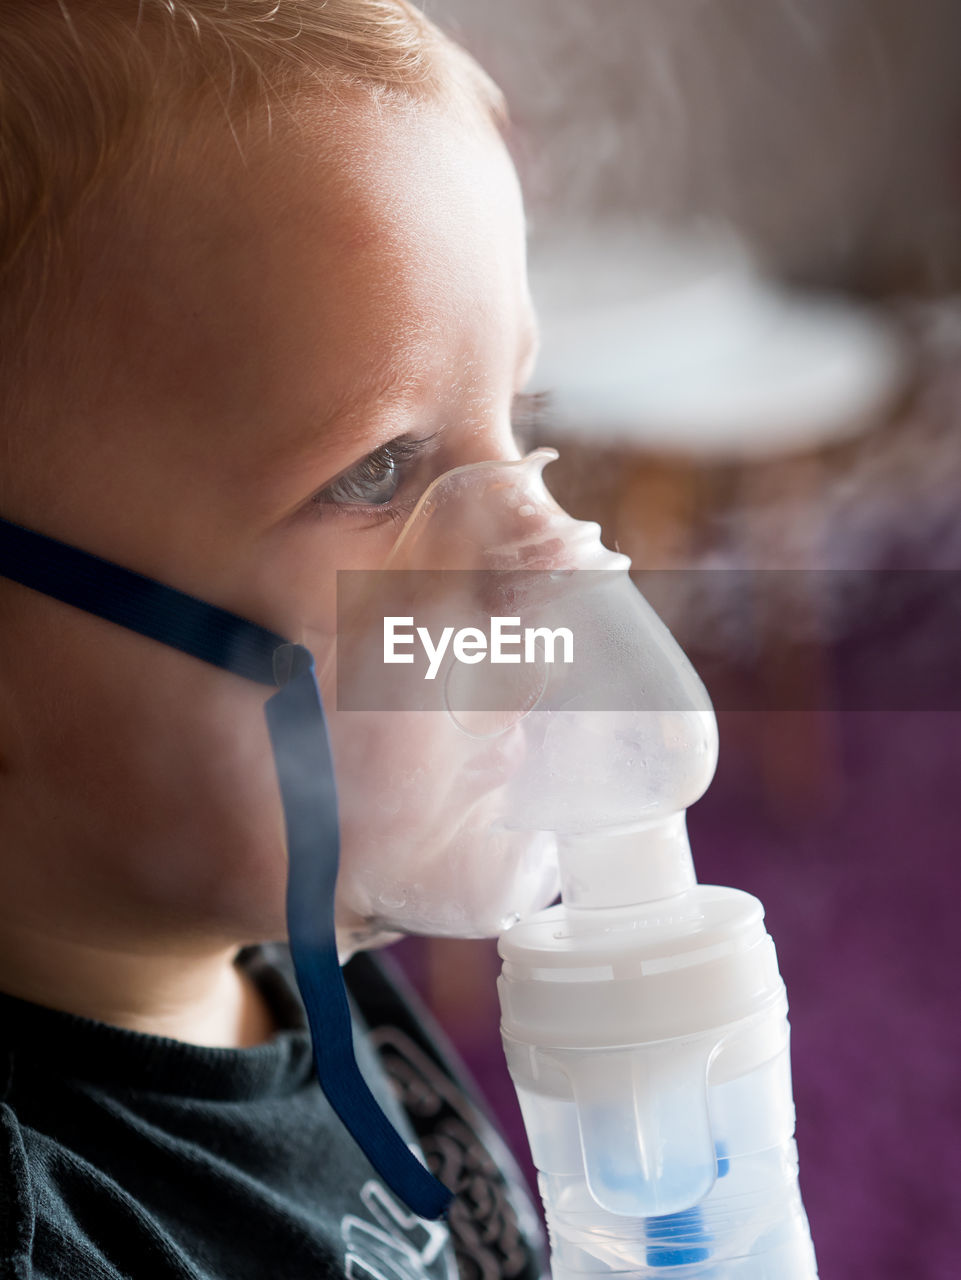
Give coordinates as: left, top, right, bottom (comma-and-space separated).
0, 0, 505, 423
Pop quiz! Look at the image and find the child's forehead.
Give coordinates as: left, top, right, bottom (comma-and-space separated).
35, 97, 532, 514
192, 107, 515, 363
140, 93, 523, 305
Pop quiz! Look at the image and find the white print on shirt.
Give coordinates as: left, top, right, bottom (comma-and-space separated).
370, 1026, 547, 1280
342, 1178, 456, 1280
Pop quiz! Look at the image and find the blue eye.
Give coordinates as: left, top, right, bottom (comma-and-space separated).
315, 438, 426, 510
311, 393, 553, 518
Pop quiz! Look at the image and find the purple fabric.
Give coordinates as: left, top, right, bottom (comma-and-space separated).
695, 708, 961, 1280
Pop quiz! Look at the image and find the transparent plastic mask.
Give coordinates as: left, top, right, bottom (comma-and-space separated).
312, 450, 719, 947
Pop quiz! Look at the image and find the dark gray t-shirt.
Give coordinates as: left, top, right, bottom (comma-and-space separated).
0, 946, 546, 1280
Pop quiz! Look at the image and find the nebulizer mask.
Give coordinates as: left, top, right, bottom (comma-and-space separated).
318, 445, 711, 947
0, 447, 817, 1276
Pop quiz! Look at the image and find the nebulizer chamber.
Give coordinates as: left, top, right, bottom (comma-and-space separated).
333, 450, 817, 1276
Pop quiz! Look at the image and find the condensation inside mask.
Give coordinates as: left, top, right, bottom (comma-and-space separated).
314, 450, 718, 947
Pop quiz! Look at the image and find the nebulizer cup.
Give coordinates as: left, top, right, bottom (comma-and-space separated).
327, 449, 817, 1276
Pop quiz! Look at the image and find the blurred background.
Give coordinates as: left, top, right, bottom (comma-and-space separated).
396, 4, 961, 1277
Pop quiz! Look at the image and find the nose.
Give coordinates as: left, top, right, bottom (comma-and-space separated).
385, 449, 629, 574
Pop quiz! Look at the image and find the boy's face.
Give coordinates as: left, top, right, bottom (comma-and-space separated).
0, 92, 543, 954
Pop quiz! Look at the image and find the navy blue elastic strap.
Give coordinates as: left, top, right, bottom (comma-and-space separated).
266, 648, 450, 1218
0, 515, 452, 1221
0, 517, 284, 684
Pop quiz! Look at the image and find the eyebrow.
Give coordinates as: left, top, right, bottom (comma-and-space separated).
291, 310, 543, 476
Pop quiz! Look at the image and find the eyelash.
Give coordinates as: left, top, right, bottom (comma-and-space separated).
311, 390, 554, 523
310, 435, 435, 524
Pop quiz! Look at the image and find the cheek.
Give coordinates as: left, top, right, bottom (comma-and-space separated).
9, 606, 287, 935
328, 710, 559, 937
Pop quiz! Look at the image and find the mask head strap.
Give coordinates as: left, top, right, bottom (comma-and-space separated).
0, 515, 452, 1220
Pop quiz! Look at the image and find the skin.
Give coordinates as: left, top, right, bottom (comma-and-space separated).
0, 89, 540, 1047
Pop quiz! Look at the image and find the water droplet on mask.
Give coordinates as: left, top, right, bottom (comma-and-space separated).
377, 889, 408, 910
